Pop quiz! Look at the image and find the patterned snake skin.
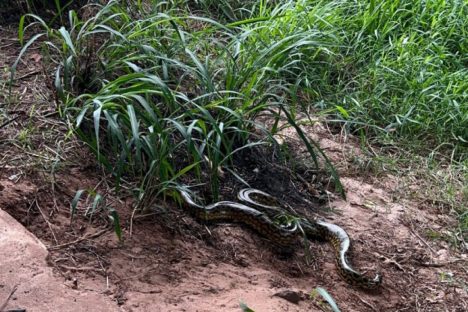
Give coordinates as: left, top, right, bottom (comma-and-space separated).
179, 187, 382, 289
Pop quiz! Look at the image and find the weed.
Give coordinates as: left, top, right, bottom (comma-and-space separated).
16, 128, 32, 146
71, 189, 122, 241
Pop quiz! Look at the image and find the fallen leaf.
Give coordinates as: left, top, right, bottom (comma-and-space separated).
30, 53, 42, 63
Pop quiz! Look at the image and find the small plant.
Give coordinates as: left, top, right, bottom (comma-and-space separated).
16, 128, 32, 146
71, 189, 123, 242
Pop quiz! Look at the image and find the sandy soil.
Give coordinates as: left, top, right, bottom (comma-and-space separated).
0, 208, 117, 312
1, 23, 467, 312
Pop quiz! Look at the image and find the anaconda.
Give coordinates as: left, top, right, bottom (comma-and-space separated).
179, 187, 382, 289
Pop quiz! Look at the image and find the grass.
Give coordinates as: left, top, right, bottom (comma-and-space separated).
15, 0, 343, 203
391, 151, 466, 246
13, 0, 467, 237
238, 0, 467, 159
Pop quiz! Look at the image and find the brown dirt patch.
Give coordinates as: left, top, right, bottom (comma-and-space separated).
1, 23, 467, 312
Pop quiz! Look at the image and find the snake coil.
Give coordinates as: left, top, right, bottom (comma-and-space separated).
179, 187, 382, 289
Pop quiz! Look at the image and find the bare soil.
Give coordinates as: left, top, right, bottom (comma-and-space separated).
1, 24, 467, 312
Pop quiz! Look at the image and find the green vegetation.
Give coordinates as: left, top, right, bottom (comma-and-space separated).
16, 0, 345, 201
14, 0, 467, 237
242, 0, 467, 158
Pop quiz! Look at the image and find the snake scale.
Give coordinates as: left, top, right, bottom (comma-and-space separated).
179, 187, 382, 289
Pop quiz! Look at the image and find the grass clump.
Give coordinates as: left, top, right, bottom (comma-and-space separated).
17, 0, 342, 202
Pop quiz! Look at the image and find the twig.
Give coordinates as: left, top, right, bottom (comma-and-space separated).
34, 199, 58, 245
16, 150, 52, 161
57, 264, 104, 273
0, 115, 20, 130
355, 294, 378, 312
132, 210, 165, 220
0, 284, 18, 312
371, 252, 405, 272
40, 111, 59, 118
409, 226, 437, 255
48, 228, 108, 250
419, 259, 466, 267
0, 42, 16, 49
44, 145, 66, 162
16, 69, 41, 81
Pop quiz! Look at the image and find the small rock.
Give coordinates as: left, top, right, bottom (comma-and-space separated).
273, 289, 303, 304
131, 247, 143, 254
8, 174, 19, 182
64, 277, 78, 289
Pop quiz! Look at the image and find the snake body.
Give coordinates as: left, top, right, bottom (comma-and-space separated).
179, 189, 298, 245
179, 187, 382, 289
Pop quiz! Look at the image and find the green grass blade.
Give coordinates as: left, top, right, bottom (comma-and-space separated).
70, 189, 85, 224
108, 208, 122, 242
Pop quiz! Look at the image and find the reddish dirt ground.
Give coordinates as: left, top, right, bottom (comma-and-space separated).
1, 23, 467, 312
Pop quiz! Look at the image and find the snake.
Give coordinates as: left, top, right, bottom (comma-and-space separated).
178, 187, 382, 289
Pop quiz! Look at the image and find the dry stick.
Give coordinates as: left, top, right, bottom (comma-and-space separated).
0, 42, 16, 49
34, 199, 59, 245
0, 284, 18, 312
420, 259, 467, 267
48, 228, 108, 250
409, 225, 437, 255
132, 210, 165, 220
16, 69, 41, 81
0, 115, 20, 130
371, 251, 406, 272
57, 264, 104, 273
355, 294, 378, 312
